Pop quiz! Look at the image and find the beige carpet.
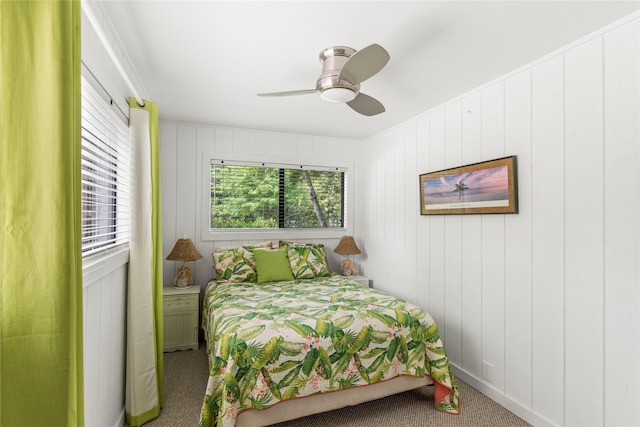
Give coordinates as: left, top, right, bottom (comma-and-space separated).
138, 344, 531, 427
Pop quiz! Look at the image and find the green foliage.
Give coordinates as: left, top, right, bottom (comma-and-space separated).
249, 392, 273, 409
210, 164, 344, 229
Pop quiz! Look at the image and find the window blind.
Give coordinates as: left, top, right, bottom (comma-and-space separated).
81, 77, 130, 255
210, 161, 345, 230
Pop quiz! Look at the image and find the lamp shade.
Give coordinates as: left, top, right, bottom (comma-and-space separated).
333, 235, 361, 255
166, 238, 203, 261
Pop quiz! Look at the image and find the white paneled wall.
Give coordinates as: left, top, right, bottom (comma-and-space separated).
83, 248, 128, 427
356, 15, 639, 427
159, 123, 362, 289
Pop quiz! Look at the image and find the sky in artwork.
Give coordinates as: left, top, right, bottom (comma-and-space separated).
424, 165, 508, 195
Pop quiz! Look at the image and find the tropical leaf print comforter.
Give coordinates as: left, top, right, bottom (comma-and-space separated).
199, 275, 459, 427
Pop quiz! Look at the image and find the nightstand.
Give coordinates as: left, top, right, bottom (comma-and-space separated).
346, 274, 372, 288
163, 286, 200, 352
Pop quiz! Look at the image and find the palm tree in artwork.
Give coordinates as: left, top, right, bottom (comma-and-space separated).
453, 180, 469, 199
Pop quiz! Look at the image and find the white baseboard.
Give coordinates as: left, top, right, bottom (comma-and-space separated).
113, 409, 125, 427
450, 364, 557, 427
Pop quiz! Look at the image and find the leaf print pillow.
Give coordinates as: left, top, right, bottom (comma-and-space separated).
213, 242, 272, 283
281, 242, 331, 279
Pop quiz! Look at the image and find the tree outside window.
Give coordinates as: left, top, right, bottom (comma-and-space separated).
210, 163, 345, 230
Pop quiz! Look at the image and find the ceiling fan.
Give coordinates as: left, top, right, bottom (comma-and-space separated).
257, 44, 390, 116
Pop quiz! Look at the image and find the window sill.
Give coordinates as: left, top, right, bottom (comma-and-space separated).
82, 244, 130, 287
201, 228, 349, 242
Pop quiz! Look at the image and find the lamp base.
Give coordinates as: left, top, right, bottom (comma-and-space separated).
340, 259, 355, 276
174, 266, 193, 288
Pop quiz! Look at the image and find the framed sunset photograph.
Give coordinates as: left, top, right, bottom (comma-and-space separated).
419, 156, 518, 215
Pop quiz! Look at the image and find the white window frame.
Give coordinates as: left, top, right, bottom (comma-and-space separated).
200, 152, 354, 241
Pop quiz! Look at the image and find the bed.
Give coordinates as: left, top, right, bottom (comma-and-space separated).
198, 242, 460, 427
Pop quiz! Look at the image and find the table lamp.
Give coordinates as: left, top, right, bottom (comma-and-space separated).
333, 235, 361, 276
166, 236, 203, 288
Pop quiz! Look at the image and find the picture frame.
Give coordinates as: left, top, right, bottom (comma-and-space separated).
419, 156, 518, 215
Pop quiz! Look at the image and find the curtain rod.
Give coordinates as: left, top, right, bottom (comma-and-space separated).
81, 1, 145, 107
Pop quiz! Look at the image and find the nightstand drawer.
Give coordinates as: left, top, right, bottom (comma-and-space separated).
164, 294, 198, 312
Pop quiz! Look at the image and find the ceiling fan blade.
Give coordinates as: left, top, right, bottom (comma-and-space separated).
339, 43, 389, 85
347, 93, 385, 116
257, 89, 316, 97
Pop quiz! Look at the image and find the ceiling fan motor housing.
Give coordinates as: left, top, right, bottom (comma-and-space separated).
316, 46, 360, 102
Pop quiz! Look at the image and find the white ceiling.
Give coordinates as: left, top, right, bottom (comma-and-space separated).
97, 1, 639, 140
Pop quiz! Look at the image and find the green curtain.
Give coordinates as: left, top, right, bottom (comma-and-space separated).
0, 1, 84, 426
125, 98, 164, 426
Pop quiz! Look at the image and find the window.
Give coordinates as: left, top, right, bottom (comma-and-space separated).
210, 160, 346, 230
81, 76, 130, 256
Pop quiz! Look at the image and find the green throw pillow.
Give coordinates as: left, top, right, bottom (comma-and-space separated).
254, 248, 294, 283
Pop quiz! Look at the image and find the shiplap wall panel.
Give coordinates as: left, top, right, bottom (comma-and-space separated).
444, 101, 463, 169
83, 263, 127, 427
379, 134, 390, 291
282, 135, 297, 157
97, 275, 113, 422
364, 139, 377, 277
530, 54, 566, 425
175, 126, 197, 242
564, 37, 606, 426
428, 215, 445, 329
233, 130, 251, 155
428, 109, 446, 329
175, 125, 198, 282
106, 267, 127, 423
603, 19, 640, 427
480, 82, 506, 391
481, 82, 506, 158
326, 139, 340, 161
159, 123, 178, 285
313, 138, 327, 159
480, 214, 505, 387
266, 134, 283, 157
391, 130, 402, 292
357, 138, 372, 277
215, 128, 233, 153
250, 132, 267, 156
352, 140, 365, 274
195, 127, 216, 282
460, 93, 483, 379
443, 101, 463, 367
503, 69, 533, 407
375, 135, 386, 283
83, 280, 101, 420
403, 122, 418, 299
298, 136, 313, 158
341, 138, 355, 160
393, 131, 407, 297
415, 116, 430, 310
383, 135, 402, 298
364, 136, 379, 281
367, 136, 381, 285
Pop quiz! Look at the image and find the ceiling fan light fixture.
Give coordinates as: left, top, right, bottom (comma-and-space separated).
320, 87, 356, 103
